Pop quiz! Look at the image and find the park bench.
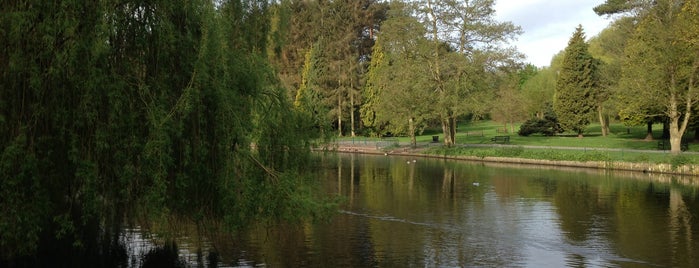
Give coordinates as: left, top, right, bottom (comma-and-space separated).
491, 135, 510, 144
657, 140, 689, 151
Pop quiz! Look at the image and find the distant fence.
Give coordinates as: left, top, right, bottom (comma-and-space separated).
333, 137, 399, 150
375, 138, 399, 149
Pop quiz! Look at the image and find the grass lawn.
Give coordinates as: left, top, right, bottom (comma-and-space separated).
452, 120, 674, 151
335, 120, 699, 165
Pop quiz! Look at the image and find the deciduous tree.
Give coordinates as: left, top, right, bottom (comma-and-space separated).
618, 0, 699, 153
413, 0, 522, 146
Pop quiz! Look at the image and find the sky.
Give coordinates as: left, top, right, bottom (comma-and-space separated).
494, 0, 612, 67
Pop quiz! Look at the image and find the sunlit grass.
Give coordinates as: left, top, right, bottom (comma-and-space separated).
339, 120, 690, 151
423, 145, 693, 165
333, 120, 699, 164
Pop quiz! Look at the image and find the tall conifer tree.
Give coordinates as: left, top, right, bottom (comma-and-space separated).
554, 25, 598, 137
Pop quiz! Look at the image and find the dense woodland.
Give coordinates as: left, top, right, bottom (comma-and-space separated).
1, 0, 698, 263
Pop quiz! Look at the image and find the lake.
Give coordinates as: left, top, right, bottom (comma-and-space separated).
123, 153, 699, 267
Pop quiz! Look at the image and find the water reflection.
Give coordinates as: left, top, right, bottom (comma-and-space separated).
114, 153, 699, 267
308, 153, 698, 267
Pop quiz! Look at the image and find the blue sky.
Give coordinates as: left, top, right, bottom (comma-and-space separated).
494, 0, 612, 67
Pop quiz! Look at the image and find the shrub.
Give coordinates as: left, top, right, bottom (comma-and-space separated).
518, 117, 562, 136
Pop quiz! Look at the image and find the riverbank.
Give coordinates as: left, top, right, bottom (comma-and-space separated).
314, 142, 699, 177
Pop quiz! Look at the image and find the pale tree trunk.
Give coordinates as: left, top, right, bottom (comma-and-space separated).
337, 93, 343, 137
409, 117, 416, 147
449, 115, 456, 144
441, 117, 453, 147
350, 82, 356, 137
348, 59, 357, 137
597, 105, 609, 137
428, 0, 451, 147
668, 86, 692, 154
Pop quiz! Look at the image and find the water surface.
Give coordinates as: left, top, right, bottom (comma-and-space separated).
126, 153, 699, 267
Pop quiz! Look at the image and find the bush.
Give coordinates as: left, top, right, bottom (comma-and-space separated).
518, 115, 563, 136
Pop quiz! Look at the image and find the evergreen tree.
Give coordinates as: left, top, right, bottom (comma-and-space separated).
554, 25, 598, 137
360, 36, 387, 136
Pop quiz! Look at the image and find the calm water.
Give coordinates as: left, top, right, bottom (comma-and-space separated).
125, 153, 699, 267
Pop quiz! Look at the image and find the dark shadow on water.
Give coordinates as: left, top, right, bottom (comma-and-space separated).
207, 251, 220, 268
0, 234, 129, 268
141, 241, 184, 268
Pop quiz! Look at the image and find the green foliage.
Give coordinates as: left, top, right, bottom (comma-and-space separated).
269, 0, 386, 137
360, 36, 387, 136
670, 155, 695, 170
0, 135, 47, 258
521, 67, 557, 118
617, 0, 699, 153
363, 4, 436, 144
0, 0, 336, 260
554, 26, 598, 136
518, 116, 562, 136
412, 0, 522, 145
593, 0, 647, 15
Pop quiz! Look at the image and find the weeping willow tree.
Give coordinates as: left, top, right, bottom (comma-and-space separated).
0, 0, 335, 262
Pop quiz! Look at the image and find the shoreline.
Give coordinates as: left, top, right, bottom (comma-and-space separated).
313, 143, 699, 177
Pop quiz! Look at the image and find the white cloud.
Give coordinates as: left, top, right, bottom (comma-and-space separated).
494, 0, 612, 67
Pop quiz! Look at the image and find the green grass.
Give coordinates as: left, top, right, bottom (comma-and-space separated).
335, 120, 699, 165
424, 145, 694, 165
450, 120, 676, 150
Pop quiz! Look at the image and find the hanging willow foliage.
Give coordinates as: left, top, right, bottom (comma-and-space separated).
0, 0, 336, 261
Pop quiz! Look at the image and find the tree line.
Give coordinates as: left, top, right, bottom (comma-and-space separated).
288, 0, 698, 154
535, 0, 699, 154
528, 0, 698, 154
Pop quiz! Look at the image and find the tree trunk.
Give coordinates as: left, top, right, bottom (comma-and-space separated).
669, 124, 682, 154
441, 117, 453, 147
337, 93, 343, 137
645, 121, 654, 140
668, 89, 691, 154
597, 105, 609, 137
449, 115, 456, 144
350, 83, 355, 137
409, 117, 416, 147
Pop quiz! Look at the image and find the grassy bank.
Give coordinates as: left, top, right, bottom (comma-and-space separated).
424, 145, 696, 166
337, 120, 699, 166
